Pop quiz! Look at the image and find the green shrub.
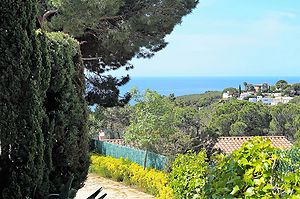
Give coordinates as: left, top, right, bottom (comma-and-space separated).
90, 154, 174, 199
169, 150, 208, 199
276, 148, 300, 173
44, 31, 89, 195
204, 137, 300, 198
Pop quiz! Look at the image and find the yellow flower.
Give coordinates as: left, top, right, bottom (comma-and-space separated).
90, 154, 174, 198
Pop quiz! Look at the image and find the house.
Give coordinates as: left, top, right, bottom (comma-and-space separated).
223, 91, 233, 99
253, 83, 269, 93
248, 98, 257, 103
253, 84, 263, 92
239, 91, 255, 100
271, 96, 294, 105
274, 93, 282, 97
248, 97, 273, 105
283, 97, 294, 103
239, 92, 250, 100
261, 98, 273, 105
214, 136, 293, 154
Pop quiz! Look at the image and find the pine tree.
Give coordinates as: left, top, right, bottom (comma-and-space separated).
40, 0, 199, 107
0, 0, 47, 198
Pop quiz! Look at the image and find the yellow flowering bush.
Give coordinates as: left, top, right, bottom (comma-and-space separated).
90, 154, 173, 199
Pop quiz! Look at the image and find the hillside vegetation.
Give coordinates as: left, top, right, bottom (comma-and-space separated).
176, 91, 222, 107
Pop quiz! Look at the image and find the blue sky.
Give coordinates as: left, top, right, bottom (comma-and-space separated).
112, 0, 300, 77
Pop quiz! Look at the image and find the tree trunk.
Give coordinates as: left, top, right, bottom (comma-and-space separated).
143, 150, 148, 170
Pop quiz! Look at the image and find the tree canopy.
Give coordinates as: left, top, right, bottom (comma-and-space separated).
0, 1, 46, 197
1, 0, 200, 198
209, 100, 271, 136
39, 0, 199, 106
270, 103, 300, 144
176, 91, 222, 108
124, 90, 186, 155
1, 2, 89, 197
275, 80, 288, 90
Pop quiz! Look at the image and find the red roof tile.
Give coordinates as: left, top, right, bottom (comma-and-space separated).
101, 139, 126, 146
214, 136, 293, 154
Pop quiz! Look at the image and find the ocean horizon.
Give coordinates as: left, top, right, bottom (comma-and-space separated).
120, 76, 300, 97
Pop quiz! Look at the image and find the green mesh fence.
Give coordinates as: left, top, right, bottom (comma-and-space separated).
93, 140, 168, 170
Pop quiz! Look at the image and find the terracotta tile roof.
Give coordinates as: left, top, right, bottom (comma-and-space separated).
214, 136, 293, 154
101, 139, 126, 146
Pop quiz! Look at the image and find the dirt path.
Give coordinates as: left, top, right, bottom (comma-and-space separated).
75, 173, 155, 199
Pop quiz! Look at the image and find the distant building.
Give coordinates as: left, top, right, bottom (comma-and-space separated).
271, 96, 293, 105
252, 83, 269, 93
214, 136, 293, 154
257, 96, 263, 101
253, 84, 263, 93
282, 96, 294, 103
91, 130, 107, 141
248, 97, 273, 104
239, 92, 253, 100
248, 98, 257, 103
242, 82, 269, 93
274, 93, 282, 97
223, 91, 233, 99
261, 98, 273, 105
97, 130, 106, 140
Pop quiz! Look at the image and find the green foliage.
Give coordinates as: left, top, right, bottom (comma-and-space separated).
243, 82, 256, 92
166, 138, 300, 198
275, 148, 300, 173
90, 154, 173, 199
270, 85, 277, 92
176, 106, 217, 155
41, 0, 199, 106
204, 138, 277, 198
44, 32, 89, 195
176, 91, 222, 108
276, 80, 289, 90
169, 151, 208, 199
48, 0, 125, 36
270, 103, 300, 144
47, 175, 77, 199
90, 105, 131, 139
0, 1, 48, 198
204, 138, 300, 198
88, 90, 217, 156
209, 100, 271, 136
262, 83, 270, 92
125, 90, 189, 156
223, 87, 239, 97
1, 3, 89, 197
230, 121, 247, 136
289, 96, 300, 104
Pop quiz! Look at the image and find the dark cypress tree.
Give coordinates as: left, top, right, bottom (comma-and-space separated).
34, 31, 53, 198
44, 32, 89, 194
1, 0, 88, 198
0, 0, 47, 198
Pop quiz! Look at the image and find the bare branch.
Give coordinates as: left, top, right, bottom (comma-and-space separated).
82, 57, 102, 61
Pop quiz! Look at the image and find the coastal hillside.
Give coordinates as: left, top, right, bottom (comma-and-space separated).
176, 91, 222, 107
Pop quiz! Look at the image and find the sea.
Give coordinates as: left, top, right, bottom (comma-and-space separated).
120, 76, 300, 97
